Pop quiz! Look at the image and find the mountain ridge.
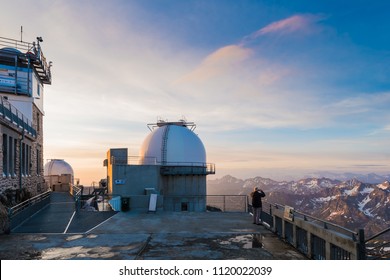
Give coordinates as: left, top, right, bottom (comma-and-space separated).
207, 174, 390, 237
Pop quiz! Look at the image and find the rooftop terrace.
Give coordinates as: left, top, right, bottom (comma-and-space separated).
0, 192, 306, 260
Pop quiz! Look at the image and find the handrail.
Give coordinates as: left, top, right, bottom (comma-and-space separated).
71, 185, 82, 211
365, 226, 390, 243
7, 190, 51, 217
110, 155, 216, 174
256, 201, 365, 259
0, 36, 52, 84
270, 202, 358, 238
364, 226, 390, 259
0, 36, 33, 52
0, 96, 36, 137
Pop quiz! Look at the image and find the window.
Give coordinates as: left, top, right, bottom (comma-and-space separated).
181, 202, 188, 211
13, 138, 17, 176
21, 143, 25, 176
27, 145, 31, 175
36, 148, 41, 175
8, 136, 14, 176
2, 134, 7, 176
36, 113, 40, 133
21, 143, 31, 176
2, 134, 18, 177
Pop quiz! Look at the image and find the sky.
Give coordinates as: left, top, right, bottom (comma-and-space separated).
1, 0, 390, 184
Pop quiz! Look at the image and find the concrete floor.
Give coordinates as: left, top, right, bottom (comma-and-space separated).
0, 193, 307, 260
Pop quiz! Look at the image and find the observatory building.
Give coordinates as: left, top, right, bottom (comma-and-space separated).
44, 159, 74, 192
105, 119, 215, 212
0, 35, 52, 203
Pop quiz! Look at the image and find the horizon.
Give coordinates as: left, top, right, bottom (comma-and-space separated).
1, 1, 389, 185
208, 170, 390, 183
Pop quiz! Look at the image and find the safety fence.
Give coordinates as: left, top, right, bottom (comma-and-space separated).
70, 185, 82, 211
7, 190, 51, 230
0, 36, 52, 85
0, 96, 36, 137
257, 202, 367, 260
364, 227, 390, 259
108, 156, 216, 175
206, 195, 248, 212
107, 194, 248, 213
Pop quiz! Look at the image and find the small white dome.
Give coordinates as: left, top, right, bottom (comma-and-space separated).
44, 159, 74, 176
139, 122, 206, 165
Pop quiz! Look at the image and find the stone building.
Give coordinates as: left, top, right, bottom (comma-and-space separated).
0, 36, 52, 206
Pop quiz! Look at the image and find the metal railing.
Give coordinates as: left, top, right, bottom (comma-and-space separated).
0, 36, 51, 85
0, 37, 34, 53
110, 156, 216, 175
206, 195, 248, 212
110, 194, 248, 213
255, 202, 367, 260
7, 190, 51, 230
160, 164, 215, 175
0, 95, 36, 137
365, 227, 390, 259
70, 185, 82, 211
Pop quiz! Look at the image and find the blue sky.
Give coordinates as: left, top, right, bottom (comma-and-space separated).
1, 0, 389, 183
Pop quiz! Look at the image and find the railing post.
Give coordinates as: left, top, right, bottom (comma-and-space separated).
325, 241, 331, 260
357, 229, 366, 260
307, 232, 313, 259
292, 224, 297, 248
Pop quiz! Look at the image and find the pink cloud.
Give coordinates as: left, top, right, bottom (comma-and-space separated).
242, 14, 325, 44
176, 45, 253, 83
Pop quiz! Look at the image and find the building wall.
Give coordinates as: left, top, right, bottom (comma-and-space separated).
111, 165, 161, 197
161, 175, 206, 196
0, 103, 46, 206
44, 174, 72, 192
107, 148, 128, 195
161, 175, 207, 211
107, 148, 208, 212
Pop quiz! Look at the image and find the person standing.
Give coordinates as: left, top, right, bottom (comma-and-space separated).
251, 187, 265, 225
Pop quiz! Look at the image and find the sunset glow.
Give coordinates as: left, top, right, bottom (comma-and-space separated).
1, 1, 389, 184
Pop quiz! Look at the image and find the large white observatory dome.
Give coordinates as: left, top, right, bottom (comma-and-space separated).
139, 120, 206, 166
44, 159, 74, 176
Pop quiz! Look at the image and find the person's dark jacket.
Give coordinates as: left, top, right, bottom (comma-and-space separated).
252, 190, 265, 208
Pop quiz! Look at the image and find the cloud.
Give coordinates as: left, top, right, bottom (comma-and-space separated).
327, 92, 390, 114
176, 45, 253, 83
240, 14, 326, 45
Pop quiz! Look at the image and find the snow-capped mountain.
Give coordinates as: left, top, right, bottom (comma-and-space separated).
302, 172, 390, 184
208, 175, 390, 237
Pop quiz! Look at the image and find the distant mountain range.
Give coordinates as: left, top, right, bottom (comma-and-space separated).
300, 172, 390, 184
207, 175, 390, 237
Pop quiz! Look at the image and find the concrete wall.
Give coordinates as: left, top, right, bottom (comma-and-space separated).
162, 175, 207, 211
111, 164, 161, 197
161, 175, 206, 196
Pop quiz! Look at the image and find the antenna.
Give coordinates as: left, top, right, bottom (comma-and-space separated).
20, 26, 23, 42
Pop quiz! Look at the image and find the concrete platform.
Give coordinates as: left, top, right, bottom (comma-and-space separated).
0, 193, 307, 260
